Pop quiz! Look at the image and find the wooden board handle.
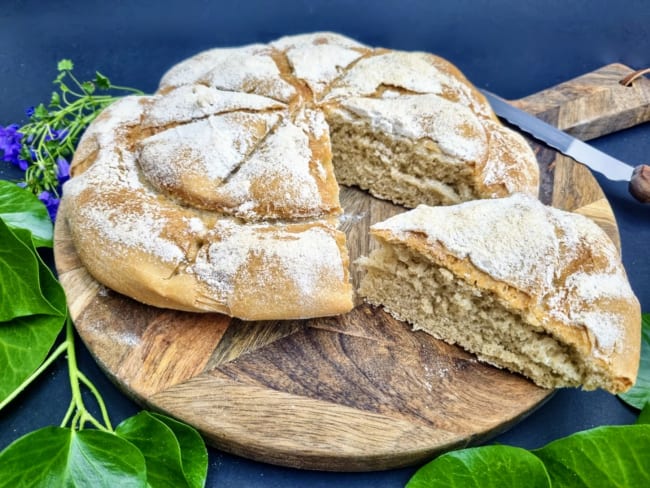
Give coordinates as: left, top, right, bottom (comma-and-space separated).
514, 63, 650, 140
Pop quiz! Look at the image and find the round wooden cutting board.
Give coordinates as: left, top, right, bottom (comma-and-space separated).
53, 64, 644, 471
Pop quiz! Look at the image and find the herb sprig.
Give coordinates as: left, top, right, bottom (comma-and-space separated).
0, 59, 143, 220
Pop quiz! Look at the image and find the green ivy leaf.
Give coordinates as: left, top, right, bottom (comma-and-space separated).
151, 413, 208, 488
57, 59, 74, 72
406, 445, 551, 488
637, 403, 650, 425
0, 220, 66, 405
533, 425, 650, 487
0, 181, 53, 248
116, 411, 205, 488
619, 314, 650, 409
3, 223, 65, 316
0, 314, 65, 404
0, 427, 146, 488
0, 220, 63, 321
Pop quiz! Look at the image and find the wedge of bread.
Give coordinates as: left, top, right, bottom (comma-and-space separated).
358, 194, 641, 393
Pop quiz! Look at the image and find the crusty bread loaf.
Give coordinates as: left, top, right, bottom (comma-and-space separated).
358, 194, 641, 393
62, 32, 539, 320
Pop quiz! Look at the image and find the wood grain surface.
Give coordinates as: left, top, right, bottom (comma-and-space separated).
54, 64, 650, 471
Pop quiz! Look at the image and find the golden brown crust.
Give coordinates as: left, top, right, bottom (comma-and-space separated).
63, 32, 540, 321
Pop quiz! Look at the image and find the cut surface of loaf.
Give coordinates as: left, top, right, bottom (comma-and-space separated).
62, 32, 539, 320
358, 194, 641, 393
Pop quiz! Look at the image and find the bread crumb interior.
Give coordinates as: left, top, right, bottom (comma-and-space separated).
327, 113, 478, 207
358, 241, 614, 390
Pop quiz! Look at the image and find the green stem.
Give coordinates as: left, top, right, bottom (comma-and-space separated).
0, 341, 68, 411
67, 71, 88, 96
61, 90, 73, 106
78, 370, 113, 431
60, 399, 76, 428
80, 412, 109, 431
65, 316, 84, 411
71, 409, 82, 431
108, 84, 146, 95
63, 316, 112, 432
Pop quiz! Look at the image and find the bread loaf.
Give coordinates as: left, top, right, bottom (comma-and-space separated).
358, 194, 641, 393
62, 32, 539, 320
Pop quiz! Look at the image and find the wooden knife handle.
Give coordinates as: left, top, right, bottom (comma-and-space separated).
630, 165, 650, 203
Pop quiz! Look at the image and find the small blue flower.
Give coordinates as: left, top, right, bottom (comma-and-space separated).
25, 106, 35, 118
56, 157, 70, 184
38, 190, 60, 221
0, 124, 28, 168
45, 128, 68, 142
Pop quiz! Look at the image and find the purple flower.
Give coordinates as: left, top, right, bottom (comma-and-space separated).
56, 157, 70, 184
0, 124, 29, 169
38, 190, 60, 221
45, 128, 68, 141
25, 106, 35, 118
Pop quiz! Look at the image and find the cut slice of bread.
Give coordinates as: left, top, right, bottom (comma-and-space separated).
358, 194, 641, 393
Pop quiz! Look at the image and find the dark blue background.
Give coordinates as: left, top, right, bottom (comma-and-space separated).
1, 1, 649, 486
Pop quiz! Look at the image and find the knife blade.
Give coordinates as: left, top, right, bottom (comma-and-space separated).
480, 89, 650, 203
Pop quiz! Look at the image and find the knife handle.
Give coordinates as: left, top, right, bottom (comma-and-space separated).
629, 165, 650, 203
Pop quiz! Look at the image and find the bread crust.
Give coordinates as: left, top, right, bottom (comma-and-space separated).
62, 32, 540, 320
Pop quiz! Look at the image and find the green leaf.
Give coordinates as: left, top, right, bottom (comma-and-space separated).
406, 445, 551, 488
81, 80, 96, 95
95, 71, 111, 90
0, 219, 63, 321
533, 425, 650, 487
57, 59, 74, 72
0, 427, 146, 488
49, 91, 61, 108
4, 223, 66, 316
151, 413, 208, 488
33, 103, 49, 120
116, 411, 200, 488
0, 314, 65, 404
619, 314, 650, 409
0, 219, 66, 406
0, 181, 53, 247
58, 82, 70, 94
637, 403, 650, 424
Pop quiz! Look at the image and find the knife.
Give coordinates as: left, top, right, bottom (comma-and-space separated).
480, 89, 650, 203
